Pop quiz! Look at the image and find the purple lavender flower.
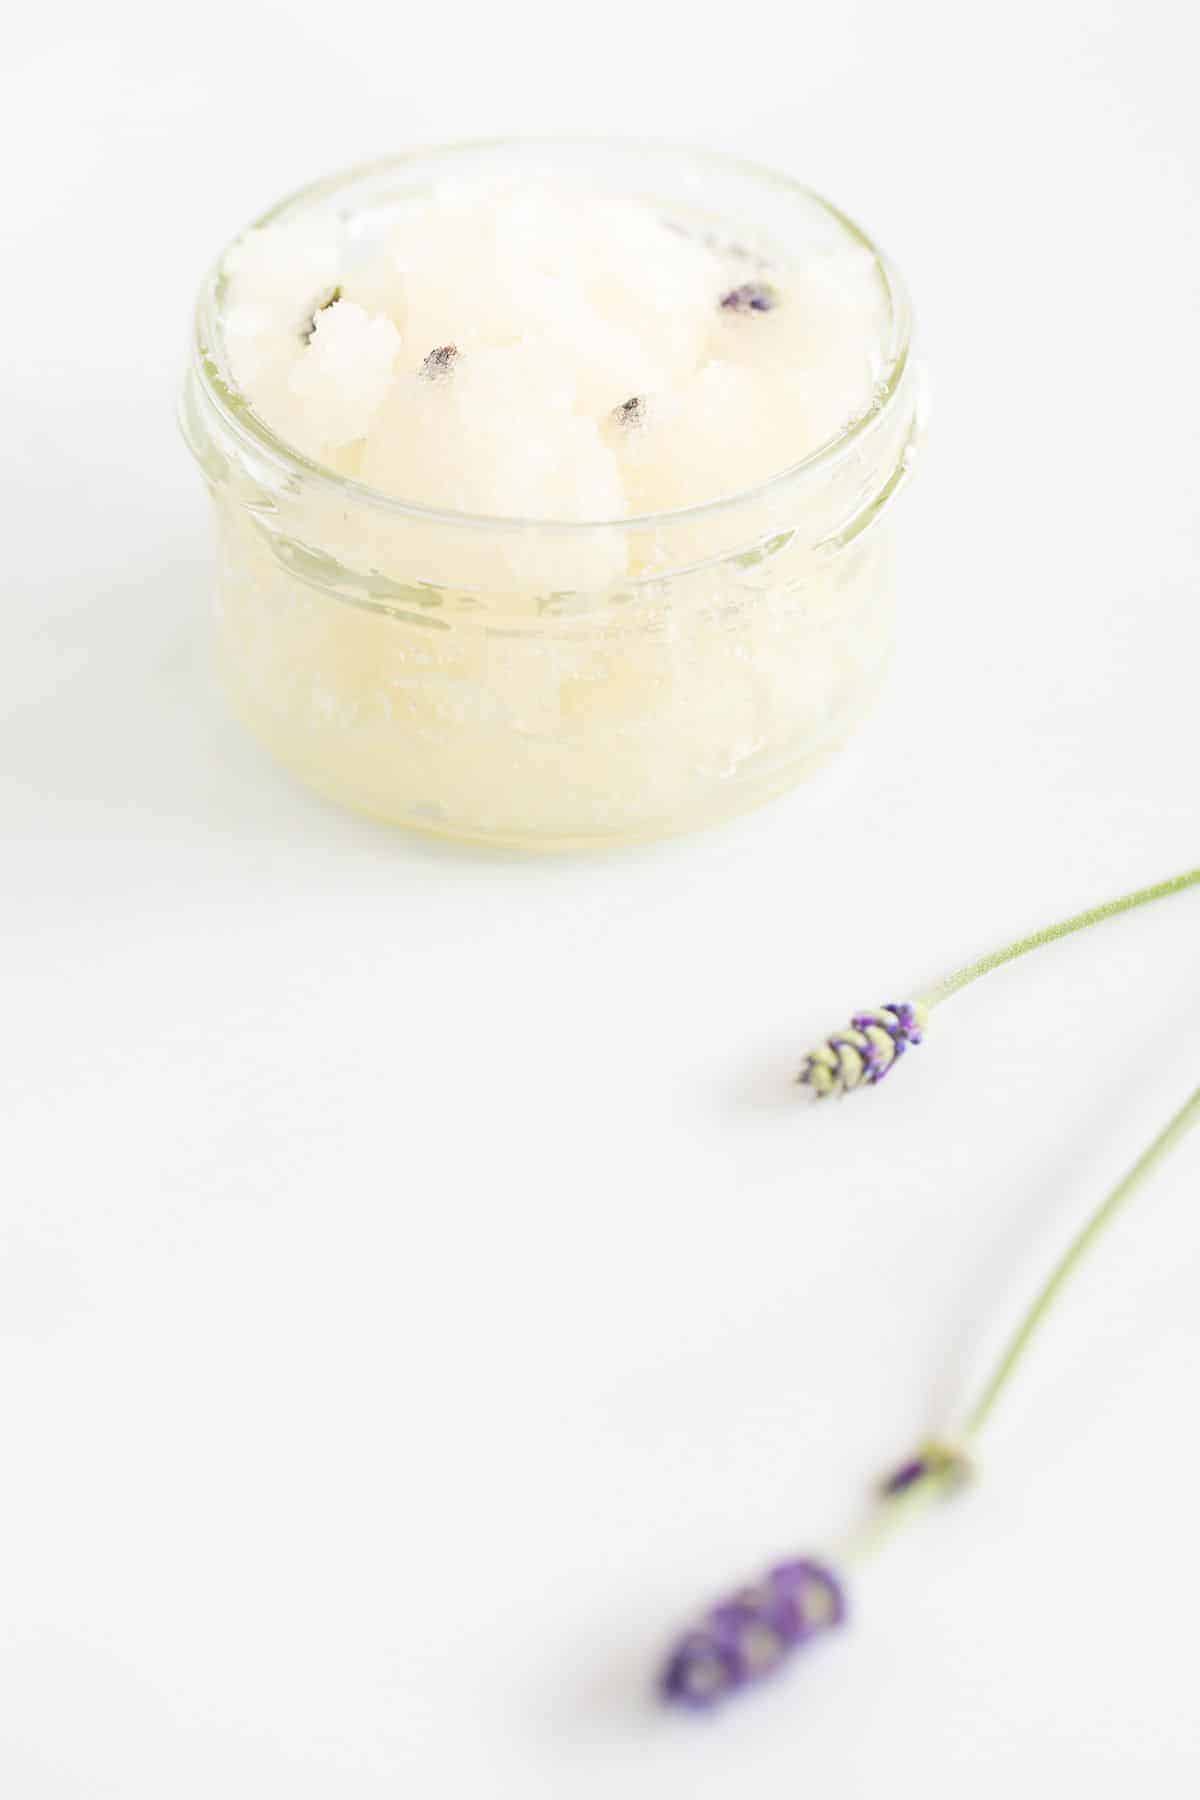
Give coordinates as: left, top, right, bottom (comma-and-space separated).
719, 281, 780, 314
662, 1559, 845, 1710
879, 1440, 971, 1498
880, 1457, 928, 1497
798, 1002, 927, 1099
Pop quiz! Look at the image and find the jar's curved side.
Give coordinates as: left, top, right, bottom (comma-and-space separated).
203, 480, 899, 848
181, 327, 920, 850
181, 343, 925, 624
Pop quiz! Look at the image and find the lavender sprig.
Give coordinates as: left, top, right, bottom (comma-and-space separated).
661, 1079, 1200, 1711
797, 866, 1199, 1099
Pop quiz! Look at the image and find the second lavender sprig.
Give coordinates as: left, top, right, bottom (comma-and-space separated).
661, 1078, 1200, 1710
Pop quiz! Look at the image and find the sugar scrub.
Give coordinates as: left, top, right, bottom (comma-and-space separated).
222, 185, 883, 521
181, 143, 924, 848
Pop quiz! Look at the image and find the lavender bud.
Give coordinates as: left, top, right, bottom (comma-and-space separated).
661, 1559, 845, 1710
879, 1440, 972, 1498
420, 344, 459, 379
880, 1457, 928, 1497
798, 1002, 927, 1098
719, 281, 780, 315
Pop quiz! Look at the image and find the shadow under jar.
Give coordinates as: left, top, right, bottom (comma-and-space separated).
180, 141, 924, 851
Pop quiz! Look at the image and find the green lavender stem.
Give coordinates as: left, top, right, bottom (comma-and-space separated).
919, 867, 1200, 1010
964, 1081, 1200, 1435
854, 1080, 1200, 1561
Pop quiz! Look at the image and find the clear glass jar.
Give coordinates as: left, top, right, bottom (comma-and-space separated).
180, 142, 923, 850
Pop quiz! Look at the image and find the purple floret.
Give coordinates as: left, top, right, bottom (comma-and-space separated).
661, 1630, 742, 1709
719, 281, 780, 314
886, 1002, 924, 1044
879, 1440, 971, 1499
848, 1003, 924, 1084
768, 1559, 846, 1635
880, 1457, 929, 1497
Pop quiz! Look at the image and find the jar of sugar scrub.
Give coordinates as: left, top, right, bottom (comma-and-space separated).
180, 141, 923, 850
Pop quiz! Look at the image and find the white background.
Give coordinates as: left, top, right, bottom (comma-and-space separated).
4, 2, 1200, 1794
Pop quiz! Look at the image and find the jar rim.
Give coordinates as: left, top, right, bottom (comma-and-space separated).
188, 138, 915, 537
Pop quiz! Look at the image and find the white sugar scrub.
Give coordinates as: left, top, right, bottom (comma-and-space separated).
181, 142, 925, 849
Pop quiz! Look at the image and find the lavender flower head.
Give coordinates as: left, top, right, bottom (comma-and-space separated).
719, 281, 780, 314
662, 1559, 845, 1710
879, 1438, 972, 1498
798, 1002, 928, 1099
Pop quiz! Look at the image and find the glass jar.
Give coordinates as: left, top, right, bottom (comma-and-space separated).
180, 142, 923, 850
